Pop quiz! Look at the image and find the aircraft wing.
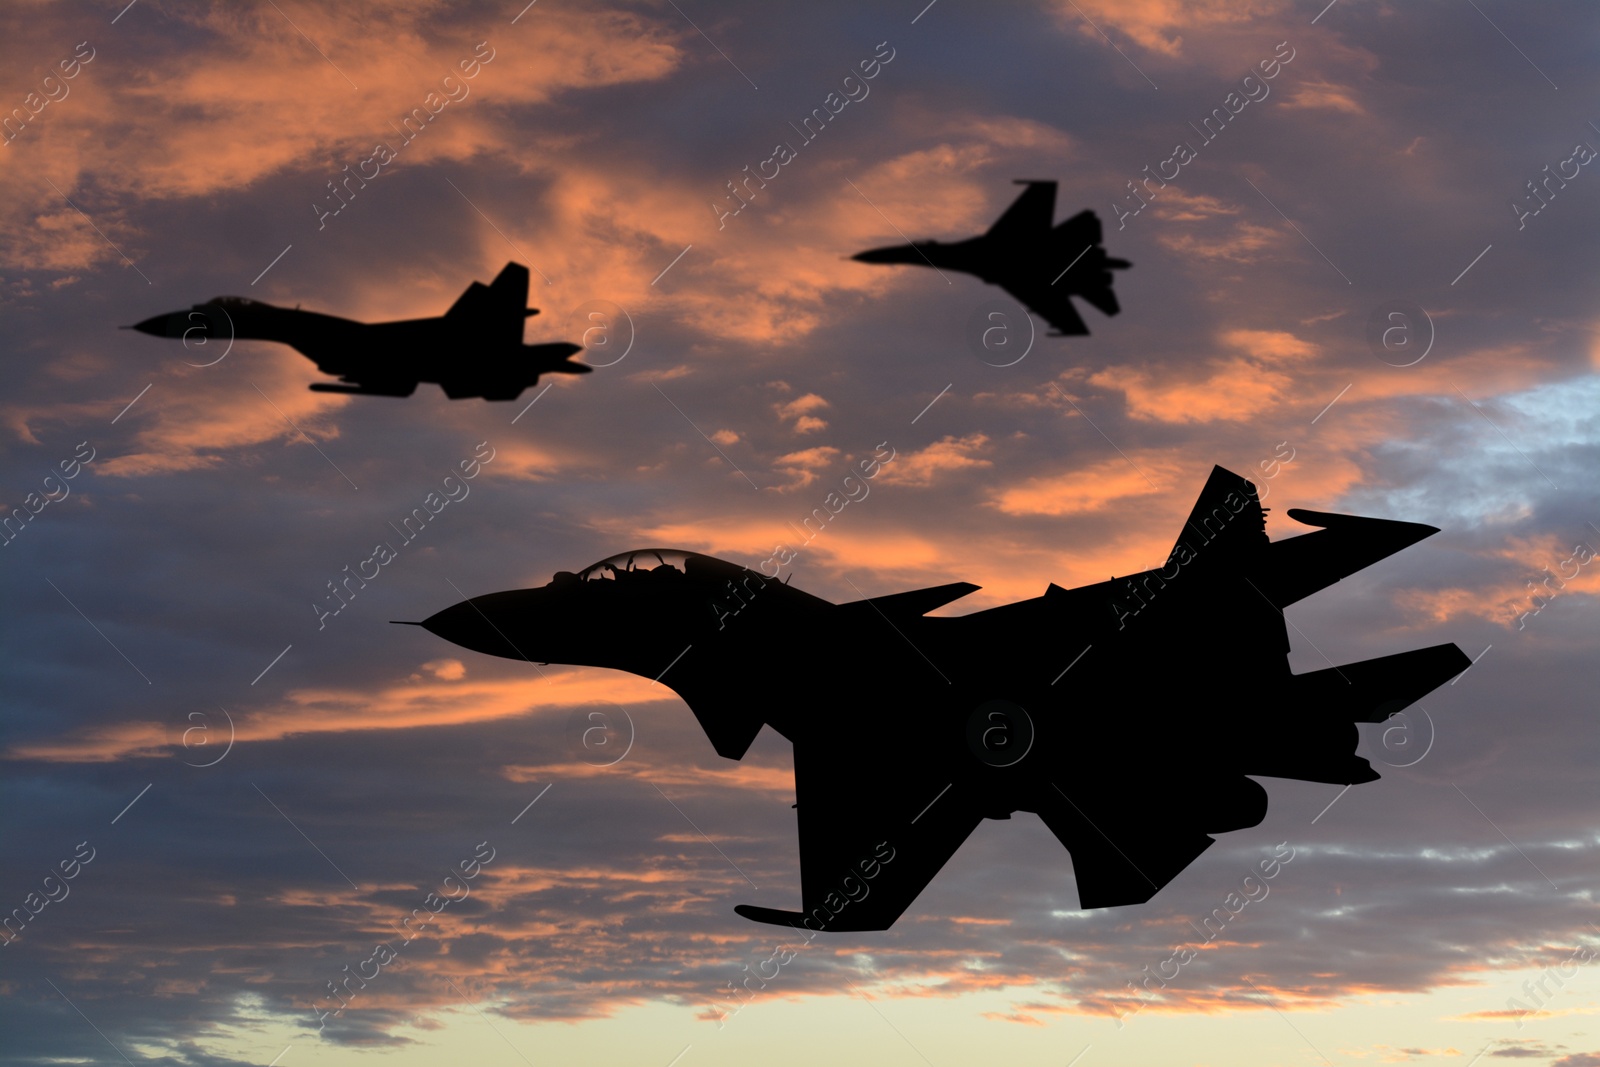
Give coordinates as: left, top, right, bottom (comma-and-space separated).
736, 745, 985, 932
986, 180, 1058, 241
445, 262, 531, 347
1000, 277, 1090, 336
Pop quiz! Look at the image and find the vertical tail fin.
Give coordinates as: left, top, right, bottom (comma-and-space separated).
1165, 466, 1270, 571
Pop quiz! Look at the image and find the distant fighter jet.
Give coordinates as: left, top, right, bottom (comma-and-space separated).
410, 466, 1468, 931
127, 262, 587, 399
853, 180, 1130, 336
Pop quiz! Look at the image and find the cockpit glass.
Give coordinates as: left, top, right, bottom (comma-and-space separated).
577, 549, 696, 582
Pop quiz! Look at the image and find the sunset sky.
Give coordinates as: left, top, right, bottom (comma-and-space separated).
1, 2, 1596, 1066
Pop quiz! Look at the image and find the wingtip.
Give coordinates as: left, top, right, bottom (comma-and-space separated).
390, 620, 424, 626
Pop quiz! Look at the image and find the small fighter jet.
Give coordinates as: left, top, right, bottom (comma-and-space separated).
853, 180, 1130, 336
127, 262, 587, 399
409, 466, 1468, 931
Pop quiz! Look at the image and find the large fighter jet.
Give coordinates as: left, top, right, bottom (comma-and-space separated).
127, 262, 587, 399
409, 466, 1468, 932
853, 180, 1130, 336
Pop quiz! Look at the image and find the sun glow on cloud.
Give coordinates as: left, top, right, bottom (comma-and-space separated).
6, 662, 680, 764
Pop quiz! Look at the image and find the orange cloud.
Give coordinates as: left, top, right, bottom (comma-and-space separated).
1397, 534, 1599, 628
6, 661, 686, 764
989, 453, 1180, 516
1085, 328, 1319, 423
1, 6, 686, 270
775, 393, 831, 435
878, 434, 992, 487
1285, 81, 1367, 114
1054, 0, 1290, 58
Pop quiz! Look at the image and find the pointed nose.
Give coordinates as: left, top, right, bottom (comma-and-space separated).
421, 589, 549, 662
129, 313, 176, 337
851, 244, 924, 266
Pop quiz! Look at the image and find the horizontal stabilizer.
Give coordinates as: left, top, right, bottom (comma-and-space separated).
839, 581, 980, 618
1288, 643, 1471, 723
1263, 510, 1441, 608
1236, 644, 1466, 783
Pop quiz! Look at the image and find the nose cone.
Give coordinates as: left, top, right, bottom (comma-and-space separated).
421, 589, 550, 662
852, 243, 927, 266
129, 312, 177, 337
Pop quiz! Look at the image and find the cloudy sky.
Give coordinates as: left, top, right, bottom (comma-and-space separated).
1, 1, 1596, 1065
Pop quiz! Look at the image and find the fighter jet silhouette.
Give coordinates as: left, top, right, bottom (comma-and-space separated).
410, 466, 1468, 931
127, 262, 587, 399
853, 180, 1130, 336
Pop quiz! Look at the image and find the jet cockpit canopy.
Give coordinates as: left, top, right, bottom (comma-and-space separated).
565, 549, 749, 586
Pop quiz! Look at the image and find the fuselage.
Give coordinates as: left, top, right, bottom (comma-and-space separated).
419, 547, 1286, 830
132, 297, 583, 383
854, 232, 1127, 292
